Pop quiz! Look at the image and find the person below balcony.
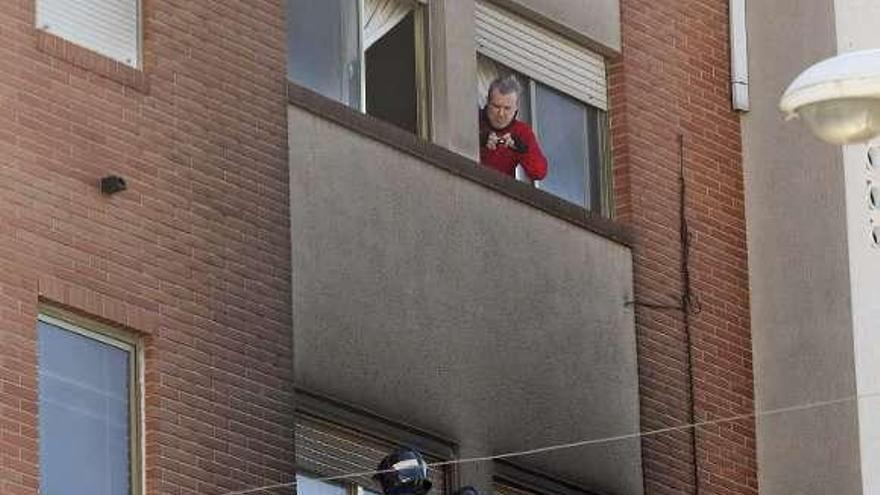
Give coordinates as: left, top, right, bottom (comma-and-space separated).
478, 75, 548, 181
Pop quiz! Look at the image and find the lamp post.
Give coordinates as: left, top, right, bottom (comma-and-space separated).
779, 48, 880, 144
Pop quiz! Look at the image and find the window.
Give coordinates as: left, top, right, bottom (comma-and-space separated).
478, 56, 608, 212
474, 1, 611, 214
287, 0, 429, 136
295, 414, 447, 495
37, 313, 142, 495
493, 461, 602, 495
35, 0, 141, 67
294, 390, 453, 495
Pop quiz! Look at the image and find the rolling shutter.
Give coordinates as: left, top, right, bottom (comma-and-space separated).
36, 0, 140, 67
474, 1, 607, 110
494, 481, 542, 495
296, 414, 447, 495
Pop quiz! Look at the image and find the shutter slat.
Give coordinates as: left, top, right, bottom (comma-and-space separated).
474, 4, 606, 86
474, 12, 605, 81
474, 6, 605, 78
474, 1, 606, 110
36, 0, 139, 67
476, 42, 606, 108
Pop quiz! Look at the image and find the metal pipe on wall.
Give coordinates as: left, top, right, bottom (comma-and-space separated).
729, 0, 750, 111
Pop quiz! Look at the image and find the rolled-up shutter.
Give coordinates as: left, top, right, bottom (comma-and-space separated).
474, 1, 607, 110
36, 0, 140, 67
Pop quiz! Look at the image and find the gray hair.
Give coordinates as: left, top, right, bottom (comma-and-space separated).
487, 75, 522, 101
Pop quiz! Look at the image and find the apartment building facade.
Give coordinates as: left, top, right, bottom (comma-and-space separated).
743, 1, 880, 493
0, 1, 755, 495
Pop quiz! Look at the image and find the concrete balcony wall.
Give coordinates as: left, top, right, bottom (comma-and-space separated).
288, 100, 642, 495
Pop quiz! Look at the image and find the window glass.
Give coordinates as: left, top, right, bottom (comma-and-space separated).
533, 84, 589, 207
296, 473, 348, 495
287, 0, 362, 107
38, 319, 133, 495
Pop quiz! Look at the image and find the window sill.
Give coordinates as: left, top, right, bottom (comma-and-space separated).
35, 30, 148, 93
286, 82, 632, 247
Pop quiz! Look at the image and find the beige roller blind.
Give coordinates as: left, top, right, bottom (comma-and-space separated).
296, 414, 447, 495
474, 0, 607, 110
363, 0, 419, 49
36, 0, 140, 67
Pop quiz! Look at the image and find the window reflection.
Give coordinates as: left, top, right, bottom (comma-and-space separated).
38, 319, 135, 495
296, 473, 348, 495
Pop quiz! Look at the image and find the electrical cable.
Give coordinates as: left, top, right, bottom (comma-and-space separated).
218, 391, 870, 495
679, 134, 701, 495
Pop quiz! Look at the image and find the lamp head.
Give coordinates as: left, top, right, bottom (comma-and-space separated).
780, 49, 880, 144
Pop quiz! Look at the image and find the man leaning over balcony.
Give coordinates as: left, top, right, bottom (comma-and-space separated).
478, 76, 548, 181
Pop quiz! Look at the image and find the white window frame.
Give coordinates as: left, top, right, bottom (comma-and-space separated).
37, 309, 145, 495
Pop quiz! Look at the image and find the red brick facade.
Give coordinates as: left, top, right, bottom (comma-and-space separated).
1, 1, 756, 494
0, 1, 294, 494
612, 0, 757, 493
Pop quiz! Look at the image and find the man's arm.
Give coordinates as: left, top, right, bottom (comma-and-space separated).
514, 126, 548, 181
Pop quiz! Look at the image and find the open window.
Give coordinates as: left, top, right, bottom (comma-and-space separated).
475, 1, 611, 214
287, 0, 429, 136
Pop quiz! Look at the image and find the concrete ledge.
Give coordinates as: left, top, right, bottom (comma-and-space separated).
286, 82, 633, 248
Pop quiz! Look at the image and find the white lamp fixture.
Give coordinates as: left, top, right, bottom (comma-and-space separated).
780, 49, 880, 144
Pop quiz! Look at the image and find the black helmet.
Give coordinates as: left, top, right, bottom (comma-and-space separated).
374, 448, 433, 495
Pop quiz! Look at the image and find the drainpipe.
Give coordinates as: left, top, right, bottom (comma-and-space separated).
730, 0, 750, 111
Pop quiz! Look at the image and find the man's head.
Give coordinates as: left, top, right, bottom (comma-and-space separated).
485, 75, 521, 129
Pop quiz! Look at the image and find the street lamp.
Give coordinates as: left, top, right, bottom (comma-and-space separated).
780, 48, 880, 144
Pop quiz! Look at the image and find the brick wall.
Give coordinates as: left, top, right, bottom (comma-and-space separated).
611, 0, 757, 493
0, 1, 294, 494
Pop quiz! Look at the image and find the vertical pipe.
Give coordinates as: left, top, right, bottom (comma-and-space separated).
730, 0, 750, 111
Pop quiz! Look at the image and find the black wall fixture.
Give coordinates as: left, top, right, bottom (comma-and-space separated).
100, 175, 127, 195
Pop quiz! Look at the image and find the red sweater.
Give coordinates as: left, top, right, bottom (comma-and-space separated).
478, 110, 548, 180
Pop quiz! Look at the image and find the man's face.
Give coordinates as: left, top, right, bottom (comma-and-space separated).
487, 89, 518, 129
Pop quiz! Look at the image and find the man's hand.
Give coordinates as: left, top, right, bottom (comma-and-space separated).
498, 133, 528, 153
485, 132, 528, 153
486, 132, 501, 150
